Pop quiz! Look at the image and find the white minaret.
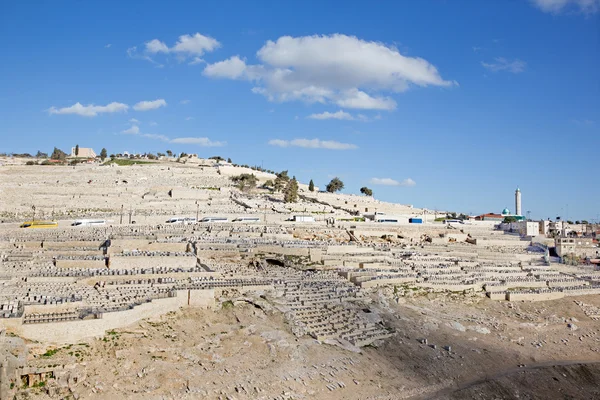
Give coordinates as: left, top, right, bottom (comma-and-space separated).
515, 187, 522, 216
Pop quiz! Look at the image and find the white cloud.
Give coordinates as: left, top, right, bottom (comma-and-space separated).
203, 56, 249, 79
133, 99, 167, 111
173, 33, 221, 55
145, 33, 220, 56
141, 133, 170, 141
127, 46, 159, 65
170, 137, 225, 146
189, 57, 205, 65
149, 121, 158, 126
105, 44, 112, 48
180, 100, 191, 104
48, 102, 128, 117
307, 110, 355, 120
185, 116, 194, 120
122, 125, 140, 134
203, 34, 455, 110
370, 177, 416, 187
531, 0, 599, 14
120, 125, 224, 146
481, 58, 526, 73
268, 138, 357, 150
129, 118, 140, 124
335, 89, 396, 110
145, 39, 169, 53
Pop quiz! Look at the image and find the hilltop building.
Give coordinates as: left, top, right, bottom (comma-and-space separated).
475, 187, 525, 222
70, 147, 96, 159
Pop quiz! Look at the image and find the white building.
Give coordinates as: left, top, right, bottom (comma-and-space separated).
70, 147, 96, 158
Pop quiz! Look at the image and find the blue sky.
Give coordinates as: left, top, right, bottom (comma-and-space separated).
1, 0, 598, 221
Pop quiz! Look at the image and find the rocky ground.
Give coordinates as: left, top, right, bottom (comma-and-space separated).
13, 289, 600, 400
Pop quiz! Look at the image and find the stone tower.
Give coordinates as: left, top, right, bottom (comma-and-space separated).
515, 187, 522, 216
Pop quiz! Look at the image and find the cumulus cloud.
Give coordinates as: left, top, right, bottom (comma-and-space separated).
145, 39, 169, 53
122, 125, 140, 134
129, 118, 140, 124
370, 177, 416, 187
531, 0, 599, 14
203, 56, 249, 79
145, 33, 220, 56
133, 99, 167, 111
48, 102, 128, 117
481, 58, 526, 73
268, 138, 357, 150
203, 34, 455, 110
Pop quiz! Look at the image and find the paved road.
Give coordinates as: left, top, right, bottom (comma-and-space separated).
415, 359, 600, 400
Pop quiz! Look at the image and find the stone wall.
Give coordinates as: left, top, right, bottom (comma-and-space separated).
55, 260, 106, 269
108, 255, 197, 270
0, 289, 216, 344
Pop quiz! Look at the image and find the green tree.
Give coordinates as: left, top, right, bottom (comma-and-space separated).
326, 177, 344, 193
50, 147, 67, 161
284, 178, 299, 203
264, 180, 274, 188
230, 173, 258, 192
503, 216, 518, 223
274, 170, 290, 192
227, 157, 232, 163
166, 150, 173, 157
100, 148, 108, 161
36, 150, 48, 158
360, 187, 373, 196
308, 179, 315, 192
74, 144, 79, 156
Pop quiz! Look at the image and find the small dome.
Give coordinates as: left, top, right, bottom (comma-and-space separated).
502, 208, 510, 215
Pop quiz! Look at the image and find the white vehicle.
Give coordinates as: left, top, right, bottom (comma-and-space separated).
444, 219, 463, 224
165, 217, 197, 225
200, 216, 228, 223
292, 215, 315, 223
233, 217, 261, 222
71, 219, 106, 227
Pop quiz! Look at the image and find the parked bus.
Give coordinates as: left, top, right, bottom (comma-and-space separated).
71, 219, 106, 227
20, 220, 58, 229
165, 217, 197, 225
232, 217, 261, 223
200, 217, 228, 223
